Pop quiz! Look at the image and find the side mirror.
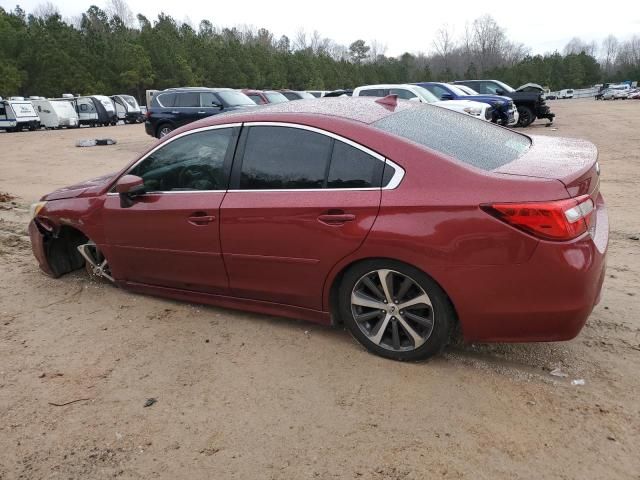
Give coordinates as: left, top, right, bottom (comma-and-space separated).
440, 93, 454, 100
116, 174, 145, 208
212, 102, 223, 110
496, 89, 505, 95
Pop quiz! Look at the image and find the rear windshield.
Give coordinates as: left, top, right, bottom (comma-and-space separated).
372, 106, 531, 170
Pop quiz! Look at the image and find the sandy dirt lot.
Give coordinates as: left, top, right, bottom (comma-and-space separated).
1, 100, 639, 479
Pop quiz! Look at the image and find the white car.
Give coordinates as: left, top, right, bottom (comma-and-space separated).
613, 89, 629, 99
352, 84, 492, 121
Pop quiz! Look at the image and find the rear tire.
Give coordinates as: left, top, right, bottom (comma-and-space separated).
516, 106, 535, 127
339, 259, 454, 361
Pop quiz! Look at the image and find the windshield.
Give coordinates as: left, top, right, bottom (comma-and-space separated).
412, 86, 440, 103
372, 105, 530, 171
447, 84, 469, 96
121, 95, 139, 109
217, 91, 256, 106
265, 92, 289, 104
296, 91, 316, 100
457, 85, 478, 95
493, 80, 515, 93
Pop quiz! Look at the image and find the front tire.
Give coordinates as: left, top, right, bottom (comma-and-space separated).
339, 260, 454, 361
516, 106, 535, 127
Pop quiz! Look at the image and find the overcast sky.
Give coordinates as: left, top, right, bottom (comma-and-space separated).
2, 0, 639, 57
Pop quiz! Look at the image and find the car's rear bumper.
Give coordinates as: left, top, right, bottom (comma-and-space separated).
144, 121, 154, 137
438, 194, 608, 342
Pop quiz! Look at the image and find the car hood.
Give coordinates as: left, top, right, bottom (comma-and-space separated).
516, 83, 545, 92
464, 94, 512, 105
42, 172, 116, 201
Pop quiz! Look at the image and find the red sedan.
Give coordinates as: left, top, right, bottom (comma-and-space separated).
28, 96, 608, 361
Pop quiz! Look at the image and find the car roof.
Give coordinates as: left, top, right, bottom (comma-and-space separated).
197, 96, 420, 125
355, 84, 417, 89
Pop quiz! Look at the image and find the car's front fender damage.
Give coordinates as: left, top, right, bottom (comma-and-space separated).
28, 218, 88, 277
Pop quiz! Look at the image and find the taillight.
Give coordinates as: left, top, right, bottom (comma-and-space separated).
145, 110, 151, 119
481, 195, 595, 241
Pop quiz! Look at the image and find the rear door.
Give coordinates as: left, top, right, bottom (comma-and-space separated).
103, 125, 239, 294
220, 123, 386, 310
174, 92, 201, 127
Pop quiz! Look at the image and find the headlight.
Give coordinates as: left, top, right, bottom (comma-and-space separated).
463, 107, 482, 115
30, 201, 47, 219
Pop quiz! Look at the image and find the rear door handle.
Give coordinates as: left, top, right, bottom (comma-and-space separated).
197, 111, 206, 114
170, 110, 179, 114
188, 213, 216, 225
318, 213, 356, 225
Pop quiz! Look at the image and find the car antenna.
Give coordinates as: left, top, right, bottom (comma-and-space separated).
375, 94, 398, 108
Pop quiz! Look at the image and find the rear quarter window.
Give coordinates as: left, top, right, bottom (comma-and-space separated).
372, 106, 531, 170
155, 93, 176, 108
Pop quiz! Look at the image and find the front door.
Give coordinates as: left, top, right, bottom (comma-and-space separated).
220, 124, 385, 310
103, 125, 239, 294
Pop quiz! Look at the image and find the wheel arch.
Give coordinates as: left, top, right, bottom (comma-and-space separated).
37, 221, 89, 277
325, 256, 460, 330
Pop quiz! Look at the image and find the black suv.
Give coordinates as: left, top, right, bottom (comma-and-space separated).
145, 87, 257, 138
452, 80, 555, 127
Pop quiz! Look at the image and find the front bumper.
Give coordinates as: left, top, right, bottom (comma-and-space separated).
436, 193, 608, 342
28, 220, 55, 277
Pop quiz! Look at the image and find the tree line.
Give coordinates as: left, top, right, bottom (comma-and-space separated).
1, 3, 638, 103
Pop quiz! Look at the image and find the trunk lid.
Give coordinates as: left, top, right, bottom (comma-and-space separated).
495, 135, 600, 198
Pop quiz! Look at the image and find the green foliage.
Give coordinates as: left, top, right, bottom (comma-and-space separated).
0, 6, 620, 101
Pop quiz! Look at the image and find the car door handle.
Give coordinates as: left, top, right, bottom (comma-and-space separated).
170, 111, 179, 114
317, 213, 356, 225
188, 213, 216, 225
197, 111, 206, 114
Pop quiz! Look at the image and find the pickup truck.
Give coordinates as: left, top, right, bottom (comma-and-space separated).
452, 80, 555, 127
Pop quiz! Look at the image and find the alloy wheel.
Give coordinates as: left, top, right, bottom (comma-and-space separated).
350, 269, 434, 352
158, 126, 172, 137
77, 241, 114, 282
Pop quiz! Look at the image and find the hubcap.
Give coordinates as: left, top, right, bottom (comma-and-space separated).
351, 269, 434, 352
159, 127, 172, 137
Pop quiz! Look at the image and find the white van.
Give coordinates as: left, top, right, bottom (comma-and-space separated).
0, 99, 41, 131
559, 89, 574, 99
31, 99, 79, 129
111, 94, 142, 123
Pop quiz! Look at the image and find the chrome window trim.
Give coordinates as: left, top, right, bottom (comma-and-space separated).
106, 123, 242, 195
240, 121, 405, 191
107, 121, 405, 196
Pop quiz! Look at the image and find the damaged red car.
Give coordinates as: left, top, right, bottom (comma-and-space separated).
29, 96, 608, 361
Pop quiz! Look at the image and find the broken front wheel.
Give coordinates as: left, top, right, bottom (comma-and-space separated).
77, 241, 114, 282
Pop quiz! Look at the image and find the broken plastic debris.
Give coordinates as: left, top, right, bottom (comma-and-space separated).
571, 379, 585, 386
549, 368, 568, 378
143, 397, 157, 408
76, 138, 117, 147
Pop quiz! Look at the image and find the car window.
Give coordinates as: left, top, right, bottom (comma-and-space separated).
176, 92, 200, 107
200, 92, 220, 108
247, 94, 265, 105
358, 89, 386, 97
0, 105, 6, 117
156, 92, 176, 108
327, 141, 384, 188
129, 128, 235, 192
429, 85, 450, 99
281, 92, 299, 100
390, 88, 417, 100
239, 126, 332, 189
480, 82, 500, 95
217, 91, 255, 106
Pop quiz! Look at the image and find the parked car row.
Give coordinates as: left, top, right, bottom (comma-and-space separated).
144, 79, 551, 139
596, 85, 640, 100
0, 94, 144, 132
